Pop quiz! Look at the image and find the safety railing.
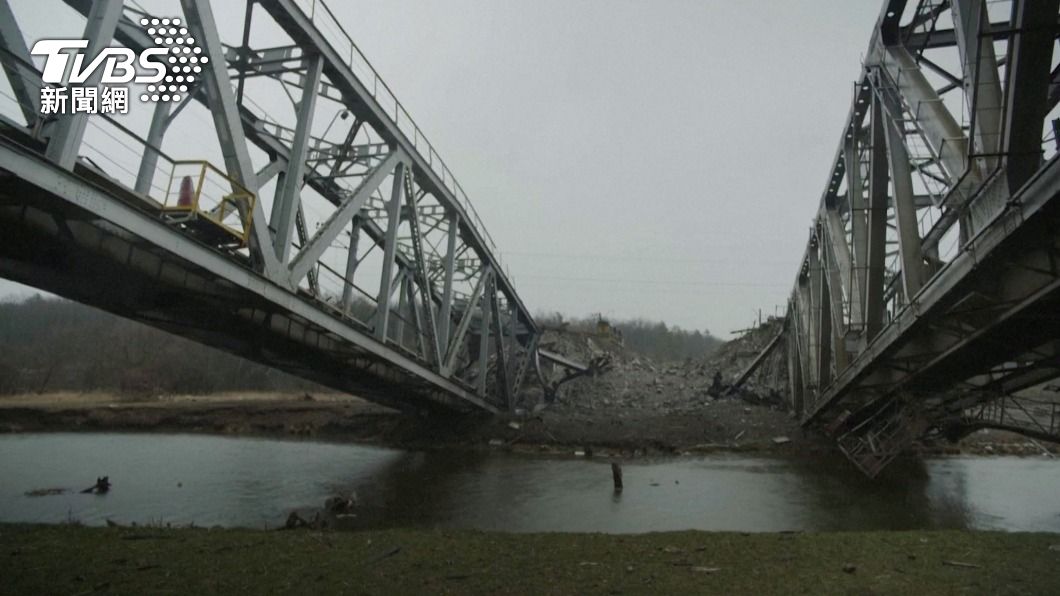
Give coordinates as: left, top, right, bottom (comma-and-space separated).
971, 395, 1060, 438
288, 0, 510, 281
161, 161, 256, 247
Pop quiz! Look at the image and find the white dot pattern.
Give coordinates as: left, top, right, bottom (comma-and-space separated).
139, 16, 203, 103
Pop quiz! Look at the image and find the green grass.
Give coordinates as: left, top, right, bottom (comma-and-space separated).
1, 524, 1058, 594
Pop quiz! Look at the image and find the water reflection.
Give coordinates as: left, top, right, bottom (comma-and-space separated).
0, 433, 1057, 533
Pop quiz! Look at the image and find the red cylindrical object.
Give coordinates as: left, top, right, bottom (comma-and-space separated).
177, 175, 194, 208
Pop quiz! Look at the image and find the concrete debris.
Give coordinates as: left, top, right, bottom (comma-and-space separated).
488, 439, 504, 447
528, 317, 790, 414
507, 421, 521, 430
772, 436, 791, 445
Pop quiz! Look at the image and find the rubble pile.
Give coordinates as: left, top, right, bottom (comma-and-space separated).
703, 317, 789, 407
531, 317, 790, 413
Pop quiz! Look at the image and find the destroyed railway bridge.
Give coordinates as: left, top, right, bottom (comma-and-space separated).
0, 0, 1058, 476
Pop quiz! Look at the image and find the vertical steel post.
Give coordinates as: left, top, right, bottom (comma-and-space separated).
864, 84, 889, 340
807, 241, 822, 390
490, 283, 511, 408
341, 219, 362, 317
44, 0, 122, 169
134, 101, 173, 195
0, 0, 40, 123
884, 107, 926, 300
374, 161, 406, 341
952, 0, 1004, 173
1000, 0, 1060, 194
787, 311, 804, 417
477, 271, 492, 397
394, 269, 409, 346
181, 0, 281, 279
845, 137, 868, 332
438, 212, 458, 349
271, 54, 323, 263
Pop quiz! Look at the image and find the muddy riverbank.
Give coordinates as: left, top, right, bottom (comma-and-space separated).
0, 391, 1052, 459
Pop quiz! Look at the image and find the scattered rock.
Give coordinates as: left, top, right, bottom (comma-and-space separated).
772, 436, 791, 445
942, 560, 981, 569
488, 439, 504, 447
324, 494, 357, 514
692, 566, 721, 574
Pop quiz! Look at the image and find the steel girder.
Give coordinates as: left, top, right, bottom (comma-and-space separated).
786, 0, 1060, 475
0, 0, 538, 412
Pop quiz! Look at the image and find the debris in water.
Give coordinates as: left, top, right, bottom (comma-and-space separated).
24, 488, 67, 497
81, 476, 111, 494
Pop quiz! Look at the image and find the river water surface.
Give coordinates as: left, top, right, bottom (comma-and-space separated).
1, 433, 1058, 533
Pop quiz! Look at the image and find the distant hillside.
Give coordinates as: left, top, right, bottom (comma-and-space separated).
0, 296, 316, 396
534, 312, 723, 362
0, 296, 725, 396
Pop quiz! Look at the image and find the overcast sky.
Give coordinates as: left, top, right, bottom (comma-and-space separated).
2, 0, 882, 337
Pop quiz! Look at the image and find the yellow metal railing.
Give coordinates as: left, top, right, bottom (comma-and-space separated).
160, 161, 256, 247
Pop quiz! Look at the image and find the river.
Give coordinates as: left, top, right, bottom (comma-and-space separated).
1, 433, 1058, 533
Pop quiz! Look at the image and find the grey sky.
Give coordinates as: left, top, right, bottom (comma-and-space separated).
1, 0, 882, 336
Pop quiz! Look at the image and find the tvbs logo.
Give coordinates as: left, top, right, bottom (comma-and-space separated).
32, 40, 168, 85
31, 17, 206, 114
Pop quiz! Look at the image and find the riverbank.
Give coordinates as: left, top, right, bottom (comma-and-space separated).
0, 390, 815, 456
2, 524, 1058, 594
0, 391, 1052, 459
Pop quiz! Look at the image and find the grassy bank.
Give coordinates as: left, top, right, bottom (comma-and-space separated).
2, 525, 1058, 594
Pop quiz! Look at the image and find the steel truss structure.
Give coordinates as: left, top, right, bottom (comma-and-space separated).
786, 0, 1060, 475
0, 0, 539, 412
